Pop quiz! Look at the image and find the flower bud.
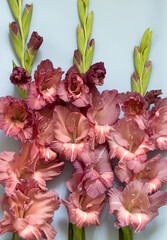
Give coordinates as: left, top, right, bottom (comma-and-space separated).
25, 32, 43, 73
134, 46, 143, 79
78, 0, 85, 26
8, 0, 19, 20
140, 28, 152, 54
10, 66, 31, 91
22, 4, 33, 40
142, 61, 152, 95
86, 11, 93, 41
9, 22, 22, 61
77, 25, 85, 56
83, 0, 89, 7
131, 71, 140, 93
85, 39, 95, 72
74, 49, 83, 72
86, 62, 106, 86
27, 31, 43, 51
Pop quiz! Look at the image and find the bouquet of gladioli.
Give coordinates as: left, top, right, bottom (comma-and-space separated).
0, 1, 167, 240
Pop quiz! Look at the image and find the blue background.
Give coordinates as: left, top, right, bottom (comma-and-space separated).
0, 0, 167, 239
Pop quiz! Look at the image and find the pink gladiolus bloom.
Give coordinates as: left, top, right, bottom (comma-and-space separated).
115, 154, 167, 193
0, 141, 64, 194
107, 118, 154, 172
62, 190, 105, 228
27, 60, 63, 110
58, 65, 92, 107
119, 91, 148, 129
86, 62, 106, 86
108, 180, 167, 232
150, 105, 167, 150
51, 105, 92, 163
0, 182, 60, 240
144, 89, 162, 107
87, 90, 120, 144
0, 96, 33, 141
68, 144, 114, 198
33, 109, 57, 162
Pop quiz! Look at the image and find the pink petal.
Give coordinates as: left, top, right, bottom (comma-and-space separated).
94, 122, 111, 144
53, 106, 72, 142
87, 90, 120, 126
130, 212, 150, 233
41, 223, 57, 240
108, 188, 123, 214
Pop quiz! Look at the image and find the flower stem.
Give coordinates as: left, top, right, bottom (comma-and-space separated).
72, 224, 85, 240
68, 222, 74, 240
119, 227, 133, 240
18, 0, 25, 68
12, 233, 23, 240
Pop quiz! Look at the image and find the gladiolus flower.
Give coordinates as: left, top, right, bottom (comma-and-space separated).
58, 65, 92, 107
150, 105, 167, 150
0, 96, 33, 141
0, 141, 64, 194
68, 144, 114, 198
62, 190, 105, 228
86, 62, 106, 86
115, 154, 167, 193
0, 182, 60, 240
87, 90, 120, 144
108, 180, 167, 232
107, 118, 154, 172
27, 60, 63, 110
51, 105, 92, 163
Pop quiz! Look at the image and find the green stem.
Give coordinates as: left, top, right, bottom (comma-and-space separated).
18, 0, 25, 68
72, 224, 85, 240
82, 6, 88, 73
68, 222, 74, 240
12, 233, 23, 240
119, 227, 133, 240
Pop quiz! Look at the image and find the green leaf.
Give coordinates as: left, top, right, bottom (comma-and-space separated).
73, 49, 83, 72
142, 61, 152, 95
140, 28, 152, 54
22, 4, 33, 40
134, 46, 143, 78
78, 0, 85, 25
72, 224, 85, 240
73, 56, 83, 73
12, 60, 17, 68
83, 0, 89, 8
17, 86, 27, 99
9, 22, 22, 61
143, 46, 150, 66
131, 72, 140, 93
85, 39, 95, 72
86, 11, 93, 41
8, 0, 19, 20
25, 48, 34, 74
68, 223, 74, 240
77, 25, 85, 56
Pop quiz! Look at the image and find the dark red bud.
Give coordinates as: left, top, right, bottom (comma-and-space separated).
10, 22, 18, 36
74, 49, 82, 65
25, 4, 32, 11
27, 31, 43, 51
89, 39, 95, 47
132, 71, 139, 83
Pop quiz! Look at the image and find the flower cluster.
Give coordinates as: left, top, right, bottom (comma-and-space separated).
107, 91, 167, 232
0, 58, 167, 239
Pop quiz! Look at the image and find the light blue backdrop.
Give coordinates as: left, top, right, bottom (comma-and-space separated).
0, 0, 167, 239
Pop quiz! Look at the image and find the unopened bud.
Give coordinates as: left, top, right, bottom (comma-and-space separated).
27, 31, 43, 51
